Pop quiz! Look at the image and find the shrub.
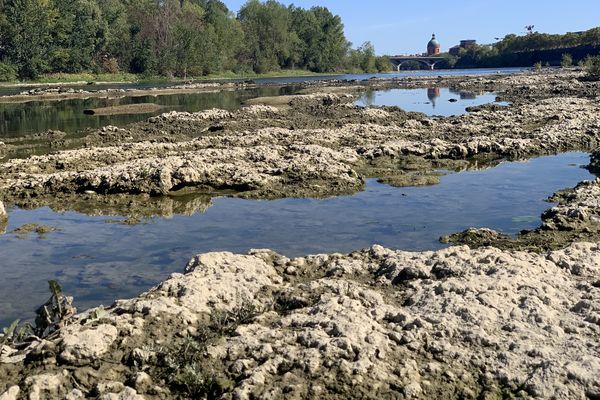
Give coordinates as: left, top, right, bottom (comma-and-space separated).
0, 62, 17, 82
533, 61, 542, 72
584, 55, 600, 79
561, 53, 572, 67
101, 57, 120, 74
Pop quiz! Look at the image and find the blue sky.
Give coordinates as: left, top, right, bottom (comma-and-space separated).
222, 0, 600, 55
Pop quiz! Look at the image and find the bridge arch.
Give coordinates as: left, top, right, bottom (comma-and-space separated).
389, 56, 445, 71
394, 60, 440, 71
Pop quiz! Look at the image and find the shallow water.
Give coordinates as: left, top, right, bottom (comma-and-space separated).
0, 67, 529, 97
0, 152, 593, 326
356, 87, 508, 116
0, 86, 295, 138
0, 67, 527, 137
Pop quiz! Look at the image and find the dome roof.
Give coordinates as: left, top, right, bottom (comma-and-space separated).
428, 34, 440, 48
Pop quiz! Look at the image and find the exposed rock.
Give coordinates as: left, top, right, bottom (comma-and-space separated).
1, 80, 599, 206
0, 386, 19, 400
24, 372, 68, 400
2, 243, 599, 399
99, 387, 145, 400
59, 324, 118, 365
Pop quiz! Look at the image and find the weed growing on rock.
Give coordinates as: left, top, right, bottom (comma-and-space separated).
0, 280, 75, 349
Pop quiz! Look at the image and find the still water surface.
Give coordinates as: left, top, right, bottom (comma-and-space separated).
356, 87, 508, 116
0, 67, 527, 137
0, 86, 295, 138
0, 152, 593, 326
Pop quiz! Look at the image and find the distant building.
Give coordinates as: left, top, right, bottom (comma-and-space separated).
449, 39, 477, 56
427, 34, 441, 56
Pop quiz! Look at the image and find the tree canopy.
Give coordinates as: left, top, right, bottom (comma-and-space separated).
0, 0, 392, 80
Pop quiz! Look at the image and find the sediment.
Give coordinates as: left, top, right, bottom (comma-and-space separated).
2, 69, 600, 399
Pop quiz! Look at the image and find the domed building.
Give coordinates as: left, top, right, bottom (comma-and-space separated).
427, 34, 441, 56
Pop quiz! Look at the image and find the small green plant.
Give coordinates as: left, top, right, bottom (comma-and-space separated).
154, 336, 232, 398
584, 55, 600, 79
561, 53, 573, 67
1, 280, 74, 349
0, 320, 32, 349
533, 62, 542, 72
209, 300, 261, 336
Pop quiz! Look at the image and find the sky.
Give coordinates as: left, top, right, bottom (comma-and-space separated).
222, 0, 600, 55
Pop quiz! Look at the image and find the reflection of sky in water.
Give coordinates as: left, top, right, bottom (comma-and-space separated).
356, 87, 507, 116
0, 152, 594, 326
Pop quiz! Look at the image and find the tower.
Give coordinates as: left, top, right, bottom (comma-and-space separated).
427, 34, 441, 56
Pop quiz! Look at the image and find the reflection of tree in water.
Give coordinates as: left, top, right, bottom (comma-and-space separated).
427, 87, 440, 109
448, 88, 482, 100
358, 90, 377, 106
0, 86, 292, 138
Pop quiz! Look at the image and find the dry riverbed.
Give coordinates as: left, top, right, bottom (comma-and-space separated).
1, 69, 600, 399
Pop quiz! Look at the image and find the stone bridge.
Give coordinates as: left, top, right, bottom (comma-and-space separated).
389, 56, 446, 70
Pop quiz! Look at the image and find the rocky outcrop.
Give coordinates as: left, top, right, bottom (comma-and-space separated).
1, 93, 600, 206
1, 243, 599, 399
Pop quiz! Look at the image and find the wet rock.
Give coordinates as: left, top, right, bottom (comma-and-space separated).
440, 227, 506, 246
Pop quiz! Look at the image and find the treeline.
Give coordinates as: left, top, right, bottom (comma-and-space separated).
0, 0, 391, 80
453, 27, 600, 68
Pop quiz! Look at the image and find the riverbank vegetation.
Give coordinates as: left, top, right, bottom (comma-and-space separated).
451, 27, 600, 68
0, 0, 391, 82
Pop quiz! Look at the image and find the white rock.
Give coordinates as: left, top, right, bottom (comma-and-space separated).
99, 387, 145, 400
0, 386, 19, 400
59, 324, 118, 365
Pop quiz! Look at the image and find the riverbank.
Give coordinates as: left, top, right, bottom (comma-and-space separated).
1, 68, 600, 399
0, 240, 599, 399
0, 70, 345, 88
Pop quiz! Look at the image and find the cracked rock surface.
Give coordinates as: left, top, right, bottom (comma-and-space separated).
1, 243, 599, 399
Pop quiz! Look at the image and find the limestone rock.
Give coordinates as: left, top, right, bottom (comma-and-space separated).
0, 386, 19, 400
59, 324, 118, 365
99, 387, 145, 400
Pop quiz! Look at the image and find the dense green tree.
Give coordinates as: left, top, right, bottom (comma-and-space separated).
238, 0, 292, 73
49, 0, 103, 72
290, 6, 346, 72
0, 0, 396, 79
1, 0, 54, 78
96, 0, 131, 71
